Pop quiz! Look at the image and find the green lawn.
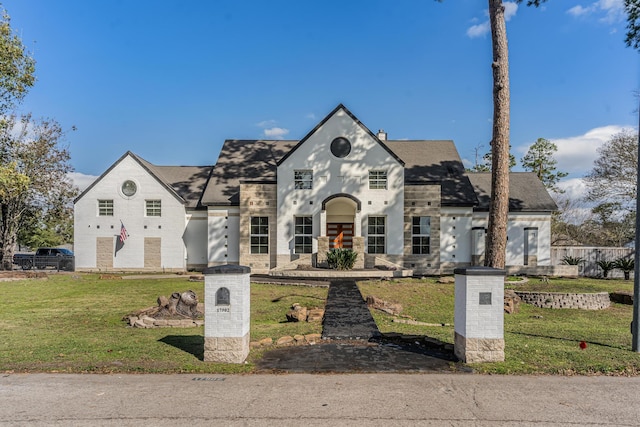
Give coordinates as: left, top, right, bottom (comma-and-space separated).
360, 277, 640, 375
0, 274, 326, 373
1, 274, 639, 375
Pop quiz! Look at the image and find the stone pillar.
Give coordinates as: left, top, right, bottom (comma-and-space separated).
352, 236, 365, 269
316, 236, 329, 267
203, 265, 251, 363
454, 266, 505, 363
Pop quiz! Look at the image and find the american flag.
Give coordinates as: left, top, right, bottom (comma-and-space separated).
119, 222, 128, 243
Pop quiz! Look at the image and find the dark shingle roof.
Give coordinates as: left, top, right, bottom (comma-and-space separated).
151, 166, 212, 208
74, 152, 212, 209
201, 140, 297, 206
467, 172, 558, 212
202, 139, 480, 207
385, 140, 478, 206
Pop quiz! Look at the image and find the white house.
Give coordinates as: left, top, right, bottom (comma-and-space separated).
74, 104, 557, 274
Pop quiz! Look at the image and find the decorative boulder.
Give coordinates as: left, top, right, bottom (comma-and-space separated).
366, 295, 403, 316
307, 308, 325, 322
286, 303, 308, 322
504, 289, 521, 314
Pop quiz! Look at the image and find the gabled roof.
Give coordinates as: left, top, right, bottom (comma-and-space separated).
202, 139, 480, 207
467, 172, 558, 212
276, 104, 404, 167
201, 140, 297, 206
74, 151, 212, 209
385, 140, 478, 206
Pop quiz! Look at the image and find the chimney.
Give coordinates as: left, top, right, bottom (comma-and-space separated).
377, 129, 387, 141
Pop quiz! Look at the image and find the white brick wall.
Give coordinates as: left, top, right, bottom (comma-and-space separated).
276, 108, 405, 257
74, 154, 190, 270
204, 271, 250, 338
454, 271, 504, 339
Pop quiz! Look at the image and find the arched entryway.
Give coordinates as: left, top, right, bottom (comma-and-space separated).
317, 194, 364, 268
324, 195, 359, 249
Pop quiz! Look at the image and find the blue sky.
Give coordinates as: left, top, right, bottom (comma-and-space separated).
3, 0, 638, 196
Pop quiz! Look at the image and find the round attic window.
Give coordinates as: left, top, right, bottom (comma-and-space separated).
122, 180, 137, 197
330, 137, 351, 158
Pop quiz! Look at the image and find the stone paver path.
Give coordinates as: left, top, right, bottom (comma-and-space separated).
321, 280, 380, 340
257, 279, 463, 373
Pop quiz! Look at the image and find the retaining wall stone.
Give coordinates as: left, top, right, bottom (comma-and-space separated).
514, 291, 610, 310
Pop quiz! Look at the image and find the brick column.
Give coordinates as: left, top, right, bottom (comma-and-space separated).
352, 237, 365, 269
454, 266, 505, 363
316, 236, 329, 267
203, 265, 251, 363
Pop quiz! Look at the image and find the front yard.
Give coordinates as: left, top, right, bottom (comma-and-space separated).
1, 273, 638, 375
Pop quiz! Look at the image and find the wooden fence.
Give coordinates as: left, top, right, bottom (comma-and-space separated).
551, 246, 635, 278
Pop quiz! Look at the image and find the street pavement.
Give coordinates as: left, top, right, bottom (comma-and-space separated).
2, 373, 640, 426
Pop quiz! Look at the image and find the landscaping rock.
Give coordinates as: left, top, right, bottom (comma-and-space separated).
306, 308, 325, 322
437, 276, 455, 284
304, 333, 322, 344
276, 336, 295, 346
504, 289, 521, 314
366, 295, 402, 316
286, 304, 308, 322
259, 337, 273, 346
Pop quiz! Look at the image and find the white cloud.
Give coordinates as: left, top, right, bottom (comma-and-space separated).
69, 172, 98, 191
467, 22, 490, 38
503, 2, 519, 21
567, 5, 590, 17
515, 125, 632, 178
263, 127, 290, 139
467, 2, 518, 38
566, 0, 625, 24
256, 120, 277, 128
305, 113, 316, 120
556, 177, 589, 201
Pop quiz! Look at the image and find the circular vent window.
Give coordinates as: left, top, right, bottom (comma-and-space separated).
122, 180, 137, 197
330, 137, 351, 158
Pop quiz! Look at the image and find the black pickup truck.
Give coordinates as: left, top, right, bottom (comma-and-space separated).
13, 247, 75, 271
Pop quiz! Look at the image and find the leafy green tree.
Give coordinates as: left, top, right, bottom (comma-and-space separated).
0, 115, 77, 269
586, 202, 635, 247
583, 129, 638, 211
470, 147, 516, 172
0, 7, 35, 113
521, 138, 567, 193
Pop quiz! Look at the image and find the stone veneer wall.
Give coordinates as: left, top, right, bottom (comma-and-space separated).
402, 184, 441, 274
515, 291, 610, 310
239, 183, 277, 273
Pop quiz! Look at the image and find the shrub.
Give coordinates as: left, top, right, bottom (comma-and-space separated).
326, 249, 357, 270
596, 259, 616, 278
562, 255, 585, 265
614, 257, 635, 280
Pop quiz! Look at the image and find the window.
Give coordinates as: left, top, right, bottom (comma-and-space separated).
412, 217, 431, 254
367, 216, 386, 254
250, 217, 269, 254
369, 170, 387, 189
294, 170, 313, 189
98, 200, 114, 216
146, 200, 161, 217
294, 216, 312, 254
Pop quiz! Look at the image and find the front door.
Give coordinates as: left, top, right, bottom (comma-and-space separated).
327, 223, 353, 249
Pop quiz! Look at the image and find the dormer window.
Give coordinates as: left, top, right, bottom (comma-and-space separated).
294, 170, 313, 189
